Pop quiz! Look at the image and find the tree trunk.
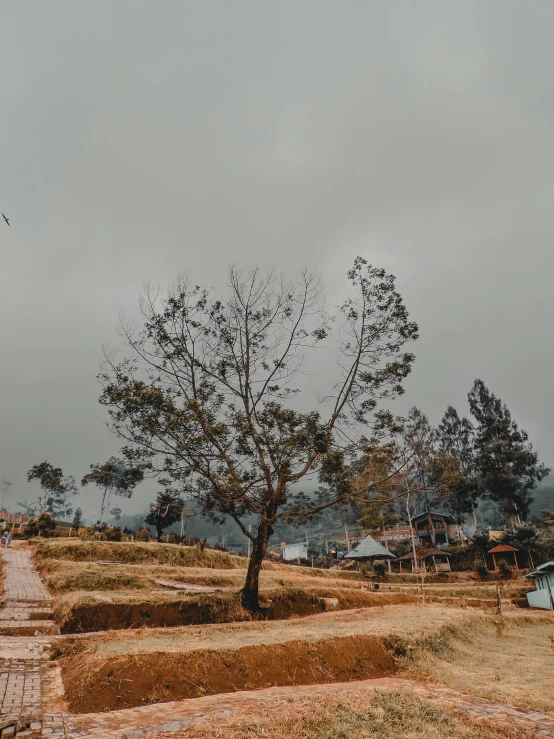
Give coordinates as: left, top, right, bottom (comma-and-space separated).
406, 492, 419, 573
156, 523, 163, 542
470, 498, 481, 535
241, 520, 272, 611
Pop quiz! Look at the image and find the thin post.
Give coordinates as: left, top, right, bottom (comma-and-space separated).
344, 522, 351, 552
406, 492, 419, 573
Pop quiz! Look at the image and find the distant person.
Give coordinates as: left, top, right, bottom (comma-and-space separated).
1, 530, 10, 548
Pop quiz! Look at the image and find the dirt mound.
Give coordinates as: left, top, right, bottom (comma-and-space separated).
55, 589, 418, 633
60, 634, 396, 712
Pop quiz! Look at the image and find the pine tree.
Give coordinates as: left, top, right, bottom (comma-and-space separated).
432, 406, 481, 531
468, 380, 549, 525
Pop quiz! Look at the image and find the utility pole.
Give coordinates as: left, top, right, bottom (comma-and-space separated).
343, 522, 351, 552
381, 512, 391, 573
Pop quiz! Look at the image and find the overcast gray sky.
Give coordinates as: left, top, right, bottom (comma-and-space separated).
1, 0, 553, 520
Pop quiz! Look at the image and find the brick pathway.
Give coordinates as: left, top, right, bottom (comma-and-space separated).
63, 679, 554, 739
0, 549, 58, 637
0, 546, 65, 737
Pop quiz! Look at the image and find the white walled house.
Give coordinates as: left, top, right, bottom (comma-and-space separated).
282, 543, 308, 561
523, 561, 554, 609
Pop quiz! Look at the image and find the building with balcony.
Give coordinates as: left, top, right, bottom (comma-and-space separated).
411, 511, 456, 548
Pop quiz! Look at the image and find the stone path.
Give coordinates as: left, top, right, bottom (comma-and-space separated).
0, 549, 58, 637
1, 543, 554, 738
0, 546, 65, 737
64, 679, 554, 738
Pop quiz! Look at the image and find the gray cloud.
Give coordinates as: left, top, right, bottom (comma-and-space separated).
1, 0, 553, 519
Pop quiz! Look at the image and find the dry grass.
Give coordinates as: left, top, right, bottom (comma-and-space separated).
56, 604, 554, 714
149, 690, 531, 739
60, 604, 477, 659
400, 612, 554, 713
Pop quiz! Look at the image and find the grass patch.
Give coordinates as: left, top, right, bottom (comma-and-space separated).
150, 690, 532, 739
396, 612, 554, 712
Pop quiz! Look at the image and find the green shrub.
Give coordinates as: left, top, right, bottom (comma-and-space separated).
24, 512, 56, 538
498, 560, 512, 580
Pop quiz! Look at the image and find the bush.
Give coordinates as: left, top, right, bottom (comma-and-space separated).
104, 526, 122, 542
498, 560, 512, 580
475, 563, 489, 580
24, 512, 56, 538
135, 528, 150, 542
373, 561, 387, 579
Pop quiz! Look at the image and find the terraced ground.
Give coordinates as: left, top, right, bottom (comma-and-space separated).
1, 539, 553, 738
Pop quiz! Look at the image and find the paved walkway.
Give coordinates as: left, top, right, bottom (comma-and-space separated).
1, 543, 554, 738
0, 546, 65, 737
64, 679, 554, 738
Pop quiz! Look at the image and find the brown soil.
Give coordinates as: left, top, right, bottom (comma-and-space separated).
60, 634, 396, 712
56, 589, 417, 633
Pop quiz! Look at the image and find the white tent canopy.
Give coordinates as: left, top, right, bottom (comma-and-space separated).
344, 534, 396, 560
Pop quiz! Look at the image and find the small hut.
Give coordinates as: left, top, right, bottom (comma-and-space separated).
488, 544, 519, 571
344, 534, 396, 565
395, 547, 451, 574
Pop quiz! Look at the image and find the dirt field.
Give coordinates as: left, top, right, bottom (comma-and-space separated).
54, 605, 554, 714
149, 690, 533, 739
52, 605, 497, 712
34, 539, 532, 635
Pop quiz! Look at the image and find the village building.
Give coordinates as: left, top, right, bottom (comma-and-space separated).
488, 543, 519, 571
523, 561, 554, 610
410, 511, 459, 548
394, 547, 452, 573
282, 542, 308, 562
343, 534, 396, 565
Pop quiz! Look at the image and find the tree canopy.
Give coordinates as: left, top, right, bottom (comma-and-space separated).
27, 461, 77, 519
99, 258, 418, 609
468, 379, 549, 523
81, 456, 145, 523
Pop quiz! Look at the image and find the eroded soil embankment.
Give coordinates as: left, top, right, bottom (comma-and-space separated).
56, 591, 417, 633
59, 634, 396, 713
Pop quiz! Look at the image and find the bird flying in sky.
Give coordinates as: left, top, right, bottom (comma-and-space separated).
2, 214, 9, 227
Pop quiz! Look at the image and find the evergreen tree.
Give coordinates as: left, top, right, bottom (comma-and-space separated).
432, 406, 481, 531
468, 380, 549, 525
145, 491, 184, 541
72, 507, 83, 527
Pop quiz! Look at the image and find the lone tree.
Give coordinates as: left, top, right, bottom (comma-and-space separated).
145, 491, 183, 541
72, 507, 83, 527
27, 462, 78, 519
468, 379, 549, 526
81, 456, 145, 523
99, 259, 418, 610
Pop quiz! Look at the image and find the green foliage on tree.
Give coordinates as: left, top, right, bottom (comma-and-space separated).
145, 491, 184, 541
27, 462, 77, 519
468, 380, 549, 524
72, 507, 83, 527
110, 507, 122, 522
99, 259, 418, 610
81, 457, 145, 523
431, 406, 480, 529
25, 512, 56, 538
